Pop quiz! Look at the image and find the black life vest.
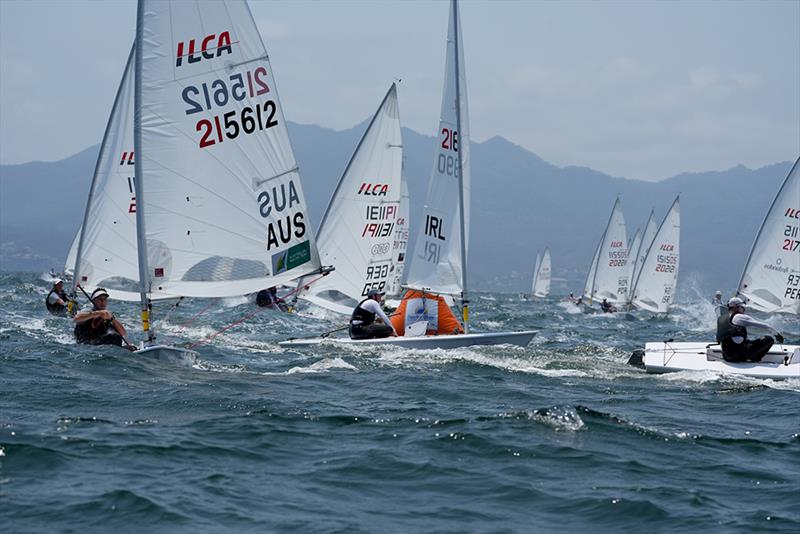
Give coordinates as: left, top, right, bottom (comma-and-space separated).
45, 290, 67, 314
256, 289, 275, 307
350, 298, 375, 326
716, 312, 747, 345
74, 314, 112, 344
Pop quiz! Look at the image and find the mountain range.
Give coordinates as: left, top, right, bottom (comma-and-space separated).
0, 120, 792, 296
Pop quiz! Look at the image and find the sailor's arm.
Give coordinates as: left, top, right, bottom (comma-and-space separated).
364, 301, 397, 335
731, 314, 780, 335
73, 310, 113, 324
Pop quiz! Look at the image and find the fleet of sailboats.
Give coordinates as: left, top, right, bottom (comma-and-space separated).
50, 0, 796, 376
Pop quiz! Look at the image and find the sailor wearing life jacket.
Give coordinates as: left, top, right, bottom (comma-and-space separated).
715, 297, 784, 362
73, 288, 134, 350
45, 279, 73, 315
349, 289, 397, 340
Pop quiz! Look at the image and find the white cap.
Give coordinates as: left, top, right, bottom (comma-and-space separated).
727, 297, 745, 309
91, 287, 110, 300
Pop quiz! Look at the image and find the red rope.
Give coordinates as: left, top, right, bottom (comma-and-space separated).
186, 271, 329, 350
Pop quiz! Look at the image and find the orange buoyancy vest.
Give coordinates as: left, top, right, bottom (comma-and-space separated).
390, 290, 464, 336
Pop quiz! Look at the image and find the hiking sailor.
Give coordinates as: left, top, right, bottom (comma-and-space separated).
349, 289, 397, 340
256, 286, 289, 312
600, 298, 617, 313
715, 297, 784, 362
73, 288, 135, 350
45, 279, 74, 315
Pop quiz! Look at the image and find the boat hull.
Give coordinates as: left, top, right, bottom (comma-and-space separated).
279, 330, 536, 349
640, 341, 800, 380
135, 345, 199, 367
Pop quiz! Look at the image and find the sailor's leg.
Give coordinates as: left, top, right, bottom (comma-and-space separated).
744, 337, 775, 362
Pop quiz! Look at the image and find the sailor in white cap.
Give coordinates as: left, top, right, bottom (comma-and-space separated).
45, 278, 73, 315
73, 288, 134, 350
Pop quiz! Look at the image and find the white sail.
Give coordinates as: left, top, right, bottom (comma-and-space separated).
624, 228, 641, 296
630, 210, 658, 299
298, 84, 403, 315
404, 0, 470, 297
531, 252, 541, 294
584, 198, 629, 304
135, 0, 320, 300
631, 196, 680, 312
738, 158, 800, 314
583, 240, 601, 299
532, 248, 551, 297
65, 47, 142, 301
386, 175, 410, 297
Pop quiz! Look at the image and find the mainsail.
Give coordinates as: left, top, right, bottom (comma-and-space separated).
532, 248, 551, 298
583, 197, 629, 304
297, 84, 403, 315
737, 158, 800, 314
66, 46, 142, 301
623, 228, 641, 295
386, 175, 410, 297
134, 0, 321, 306
631, 196, 680, 312
629, 210, 658, 300
405, 0, 470, 303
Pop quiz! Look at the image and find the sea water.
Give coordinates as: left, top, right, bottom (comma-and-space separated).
1, 272, 798, 532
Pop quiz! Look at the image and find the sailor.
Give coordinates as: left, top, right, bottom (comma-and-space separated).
600, 298, 617, 313
567, 292, 577, 304
712, 290, 726, 317
45, 279, 74, 315
73, 288, 135, 350
715, 297, 784, 362
349, 289, 397, 340
256, 286, 288, 312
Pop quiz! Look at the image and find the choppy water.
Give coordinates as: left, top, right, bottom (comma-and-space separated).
1, 271, 798, 533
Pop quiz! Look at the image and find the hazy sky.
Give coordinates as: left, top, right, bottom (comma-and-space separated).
0, 0, 798, 180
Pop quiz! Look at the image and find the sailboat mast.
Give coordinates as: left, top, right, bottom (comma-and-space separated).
452, 0, 469, 333
71, 45, 136, 297
133, 0, 152, 342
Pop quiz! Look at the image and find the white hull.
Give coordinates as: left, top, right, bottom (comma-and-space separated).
641, 341, 800, 380
279, 330, 536, 349
135, 345, 198, 367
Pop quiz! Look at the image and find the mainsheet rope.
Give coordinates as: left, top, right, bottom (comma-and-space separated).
186, 270, 331, 350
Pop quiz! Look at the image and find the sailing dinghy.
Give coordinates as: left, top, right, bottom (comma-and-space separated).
628, 196, 680, 312
294, 84, 403, 315
582, 197, 629, 310
631, 161, 798, 377
280, 0, 535, 349
133, 0, 323, 359
531, 248, 551, 298
632, 341, 800, 380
